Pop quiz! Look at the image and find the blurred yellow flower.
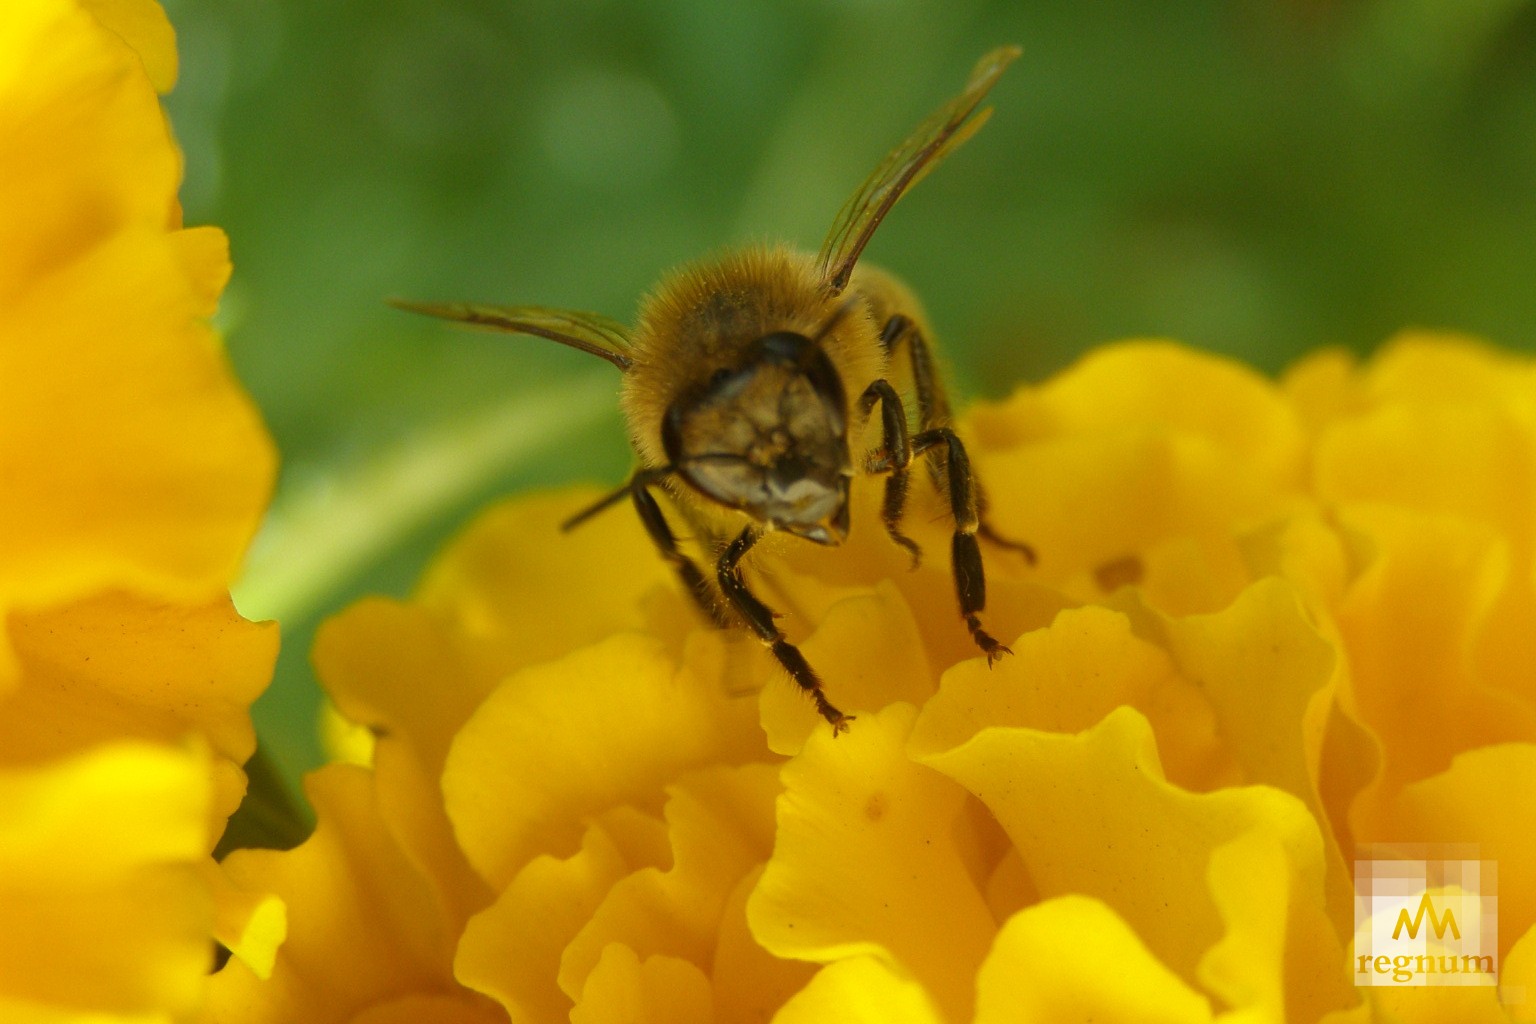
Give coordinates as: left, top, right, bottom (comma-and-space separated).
0, 0, 276, 1018
212, 333, 1536, 1021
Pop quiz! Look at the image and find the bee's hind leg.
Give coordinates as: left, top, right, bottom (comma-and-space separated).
563, 470, 731, 628
717, 526, 852, 735
910, 426, 1013, 664
976, 482, 1037, 565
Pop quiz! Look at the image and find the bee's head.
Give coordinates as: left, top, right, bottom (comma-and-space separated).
663, 331, 851, 544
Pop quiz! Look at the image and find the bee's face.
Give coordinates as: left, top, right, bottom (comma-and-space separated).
663, 331, 851, 544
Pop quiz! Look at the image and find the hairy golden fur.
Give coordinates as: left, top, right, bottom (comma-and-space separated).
621, 246, 887, 472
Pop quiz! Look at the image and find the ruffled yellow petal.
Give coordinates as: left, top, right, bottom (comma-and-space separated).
1355, 742, 1536, 960
208, 765, 495, 1024
443, 634, 765, 890
320, 698, 376, 768
969, 341, 1303, 584
80, 0, 176, 91
1, 225, 273, 609
569, 947, 714, 1024
1133, 531, 1254, 617
205, 860, 286, 982
919, 706, 1323, 986
1235, 510, 1352, 620
748, 703, 995, 1022
1200, 829, 1353, 1022
1336, 510, 1536, 794
2, 2, 275, 1021
1159, 579, 1334, 806
712, 865, 818, 1024
1316, 400, 1536, 563
1281, 347, 1367, 434
1315, 335, 1536, 793
315, 599, 490, 776
456, 810, 668, 1022
1365, 332, 1536, 407
0, 742, 210, 1019
315, 599, 499, 929
4, 593, 275, 833
1158, 576, 1365, 934
769, 957, 944, 1024
0, 0, 176, 286
414, 490, 674, 680
559, 764, 779, 1000
1471, 554, 1536, 728
975, 896, 1213, 1024
908, 604, 1225, 789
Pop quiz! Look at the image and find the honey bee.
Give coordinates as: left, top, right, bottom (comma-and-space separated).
394, 46, 1033, 734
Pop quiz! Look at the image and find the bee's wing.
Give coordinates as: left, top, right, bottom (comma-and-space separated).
389, 299, 634, 370
815, 45, 1020, 296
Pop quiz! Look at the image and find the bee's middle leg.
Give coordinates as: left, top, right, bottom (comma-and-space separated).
857, 374, 1012, 664
910, 426, 1012, 664
717, 526, 852, 735
881, 314, 1035, 566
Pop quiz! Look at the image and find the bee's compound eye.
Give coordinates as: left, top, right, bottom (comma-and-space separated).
680, 452, 765, 508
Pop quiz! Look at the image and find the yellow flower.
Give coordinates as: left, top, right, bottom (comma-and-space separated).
1, 0, 276, 1018
221, 335, 1536, 1023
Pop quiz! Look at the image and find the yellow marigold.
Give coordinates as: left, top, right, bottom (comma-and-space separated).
0, 0, 277, 1018
218, 335, 1536, 1023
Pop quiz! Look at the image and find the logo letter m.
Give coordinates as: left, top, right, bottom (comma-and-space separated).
1393, 893, 1461, 941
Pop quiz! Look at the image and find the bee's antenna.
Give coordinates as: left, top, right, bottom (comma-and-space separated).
562, 466, 673, 532
389, 299, 634, 371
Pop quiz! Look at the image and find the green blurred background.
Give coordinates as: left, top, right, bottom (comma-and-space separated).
159, 0, 1536, 796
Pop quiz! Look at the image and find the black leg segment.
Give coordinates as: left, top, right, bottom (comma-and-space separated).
717, 526, 852, 734
631, 483, 732, 628
911, 427, 1012, 664
878, 314, 951, 435
858, 378, 921, 568
564, 468, 730, 628
978, 517, 1038, 566
881, 313, 1037, 567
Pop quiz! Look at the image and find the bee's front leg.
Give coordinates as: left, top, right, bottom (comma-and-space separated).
857, 379, 921, 568
563, 470, 731, 628
717, 526, 852, 735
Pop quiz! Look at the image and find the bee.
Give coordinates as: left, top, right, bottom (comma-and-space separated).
394, 46, 1033, 734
